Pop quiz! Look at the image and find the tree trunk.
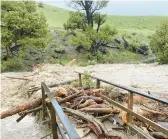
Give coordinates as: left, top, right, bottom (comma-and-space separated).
80, 108, 120, 114
0, 98, 42, 119
0, 88, 82, 119
86, 11, 92, 27
6, 46, 12, 57
96, 23, 100, 33
85, 1, 93, 28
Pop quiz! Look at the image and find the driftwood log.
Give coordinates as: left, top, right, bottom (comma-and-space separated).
80, 108, 120, 114
64, 108, 121, 138
78, 99, 96, 108
150, 132, 168, 139
74, 96, 103, 103
16, 106, 42, 122
141, 107, 168, 116
64, 108, 104, 136
0, 98, 42, 119
28, 79, 77, 93
87, 104, 110, 108
5, 76, 33, 81
0, 87, 81, 119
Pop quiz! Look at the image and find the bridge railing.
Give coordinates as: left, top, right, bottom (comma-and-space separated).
41, 82, 80, 139
75, 71, 168, 136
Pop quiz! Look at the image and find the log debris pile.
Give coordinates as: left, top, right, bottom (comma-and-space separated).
1, 85, 167, 138
0, 86, 123, 138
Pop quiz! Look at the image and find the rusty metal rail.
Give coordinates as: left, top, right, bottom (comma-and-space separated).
41, 82, 80, 139
75, 71, 168, 136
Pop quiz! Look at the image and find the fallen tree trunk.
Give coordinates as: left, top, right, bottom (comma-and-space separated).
16, 106, 42, 122
64, 108, 121, 138
140, 107, 167, 116
97, 114, 114, 122
28, 79, 78, 93
150, 132, 168, 139
87, 104, 110, 108
80, 108, 120, 114
5, 76, 33, 81
19, 106, 42, 116
64, 108, 103, 135
85, 89, 105, 95
78, 99, 96, 108
0, 88, 82, 119
59, 91, 83, 103
74, 96, 103, 103
0, 98, 42, 119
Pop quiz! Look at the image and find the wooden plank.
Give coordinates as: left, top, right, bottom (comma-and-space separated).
96, 79, 100, 88
127, 92, 133, 123
98, 94, 168, 136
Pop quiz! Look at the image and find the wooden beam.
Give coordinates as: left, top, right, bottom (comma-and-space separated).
127, 92, 133, 123
98, 94, 168, 136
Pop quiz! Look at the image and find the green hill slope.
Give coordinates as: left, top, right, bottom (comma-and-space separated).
37, 3, 168, 35
37, 4, 69, 29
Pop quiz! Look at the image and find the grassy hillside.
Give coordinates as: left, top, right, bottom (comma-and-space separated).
37, 4, 69, 29
37, 4, 168, 35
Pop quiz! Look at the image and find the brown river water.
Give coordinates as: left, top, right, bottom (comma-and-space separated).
1, 63, 168, 138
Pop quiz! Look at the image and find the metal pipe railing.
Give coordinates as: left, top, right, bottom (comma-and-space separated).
75, 71, 168, 105
41, 82, 80, 139
75, 71, 168, 136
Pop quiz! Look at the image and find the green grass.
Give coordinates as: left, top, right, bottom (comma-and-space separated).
106, 15, 168, 30
37, 3, 168, 35
37, 4, 69, 29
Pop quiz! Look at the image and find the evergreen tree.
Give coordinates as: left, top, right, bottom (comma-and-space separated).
64, 0, 117, 55
1, 1, 49, 58
150, 21, 168, 63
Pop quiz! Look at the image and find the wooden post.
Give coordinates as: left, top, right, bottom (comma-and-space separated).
50, 106, 58, 139
79, 73, 82, 87
96, 79, 100, 88
127, 91, 133, 123
41, 85, 47, 120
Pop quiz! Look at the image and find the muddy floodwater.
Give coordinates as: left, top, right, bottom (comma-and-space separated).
1, 63, 168, 139
1, 115, 50, 139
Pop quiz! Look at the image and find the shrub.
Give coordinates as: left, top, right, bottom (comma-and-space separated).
150, 21, 168, 64
78, 60, 97, 67
70, 71, 95, 87
1, 57, 24, 72
38, 2, 44, 8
